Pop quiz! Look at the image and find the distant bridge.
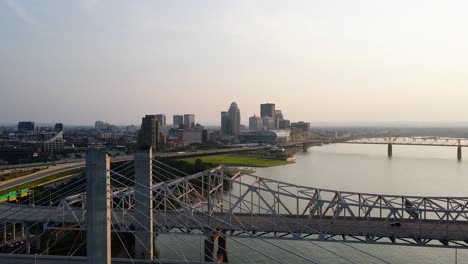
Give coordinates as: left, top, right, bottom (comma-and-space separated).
341, 137, 468, 160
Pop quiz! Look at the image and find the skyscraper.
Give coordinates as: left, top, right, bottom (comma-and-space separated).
275, 110, 283, 129
249, 115, 262, 131
228, 102, 241, 136
138, 115, 160, 151
155, 114, 166, 126
260, 103, 276, 128
184, 114, 195, 129
221, 111, 230, 134
173, 115, 184, 126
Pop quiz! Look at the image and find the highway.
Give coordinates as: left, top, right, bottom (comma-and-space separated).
0, 155, 133, 193
0, 145, 275, 192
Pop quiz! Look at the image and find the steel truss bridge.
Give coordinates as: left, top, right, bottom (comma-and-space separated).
341, 137, 468, 160
1, 149, 468, 263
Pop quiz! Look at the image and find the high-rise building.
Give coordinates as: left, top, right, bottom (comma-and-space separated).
249, 115, 262, 131
137, 115, 160, 151
260, 103, 276, 128
228, 102, 241, 136
173, 115, 184, 126
221, 102, 241, 135
18, 121, 35, 134
262, 116, 275, 130
275, 110, 283, 129
221, 111, 230, 134
54, 123, 64, 132
155, 114, 166, 126
183, 114, 195, 129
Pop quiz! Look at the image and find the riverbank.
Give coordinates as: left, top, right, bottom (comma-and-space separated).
180, 154, 291, 167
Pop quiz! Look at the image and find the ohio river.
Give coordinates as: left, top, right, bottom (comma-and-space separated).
157, 144, 468, 263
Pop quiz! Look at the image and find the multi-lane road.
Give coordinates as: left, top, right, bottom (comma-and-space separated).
0, 155, 134, 192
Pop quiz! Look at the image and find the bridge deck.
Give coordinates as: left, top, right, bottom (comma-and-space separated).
2, 205, 467, 244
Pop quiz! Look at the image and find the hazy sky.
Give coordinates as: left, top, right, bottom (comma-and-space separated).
1, 0, 468, 126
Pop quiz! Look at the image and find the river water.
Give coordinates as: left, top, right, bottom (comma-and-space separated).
157, 143, 468, 263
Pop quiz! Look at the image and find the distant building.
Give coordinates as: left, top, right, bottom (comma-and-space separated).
18, 121, 35, 134
95, 121, 110, 131
202, 129, 208, 144
291, 121, 310, 132
275, 110, 283, 129
221, 111, 230, 134
54, 123, 63, 132
220, 102, 241, 136
249, 115, 262, 131
183, 114, 195, 129
182, 130, 202, 146
155, 114, 166, 126
173, 115, 184, 126
262, 116, 275, 130
228, 102, 241, 136
43, 131, 64, 154
137, 115, 160, 151
260, 103, 276, 128
278, 119, 291, 129
240, 130, 291, 143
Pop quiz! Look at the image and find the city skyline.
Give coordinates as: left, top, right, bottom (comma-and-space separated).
2, 1, 468, 125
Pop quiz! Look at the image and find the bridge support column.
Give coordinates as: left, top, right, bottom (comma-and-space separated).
217, 230, 228, 262
458, 146, 462, 161
303, 143, 308, 152
204, 234, 216, 262
387, 144, 393, 157
86, 149, 111, 264
134, 148, 154, 260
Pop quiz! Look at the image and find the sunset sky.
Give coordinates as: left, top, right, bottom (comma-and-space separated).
1, 0, 468, 125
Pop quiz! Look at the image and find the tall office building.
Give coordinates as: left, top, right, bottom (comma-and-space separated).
228, 102, 241, 136
275, 110, 283, 129
221, 111, 230, 134
155, 114, 166, 126
249, 115, 262, 131
173, 115, 184, 126
260, 103, 276, 128
262, 116, 275, 130
221, 102, 241, 135
184, 114, 195, 129
18, 121, 35, 134
138, 115, 160, 151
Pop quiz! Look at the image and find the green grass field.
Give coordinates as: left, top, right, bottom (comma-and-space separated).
181, 154, 289, 167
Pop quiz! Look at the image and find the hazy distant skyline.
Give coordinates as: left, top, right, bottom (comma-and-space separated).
1, 1, 468, 125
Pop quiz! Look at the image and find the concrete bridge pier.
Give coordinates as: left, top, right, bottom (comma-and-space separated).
458, 146, 462, 161
134, 148, 154, 260
303, 143, 308, 152
387, 144, 393, 157
86, 149, 111, 264
217, 230, 228, 262
204, 234, 216, 262
204, 231, 228, 262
